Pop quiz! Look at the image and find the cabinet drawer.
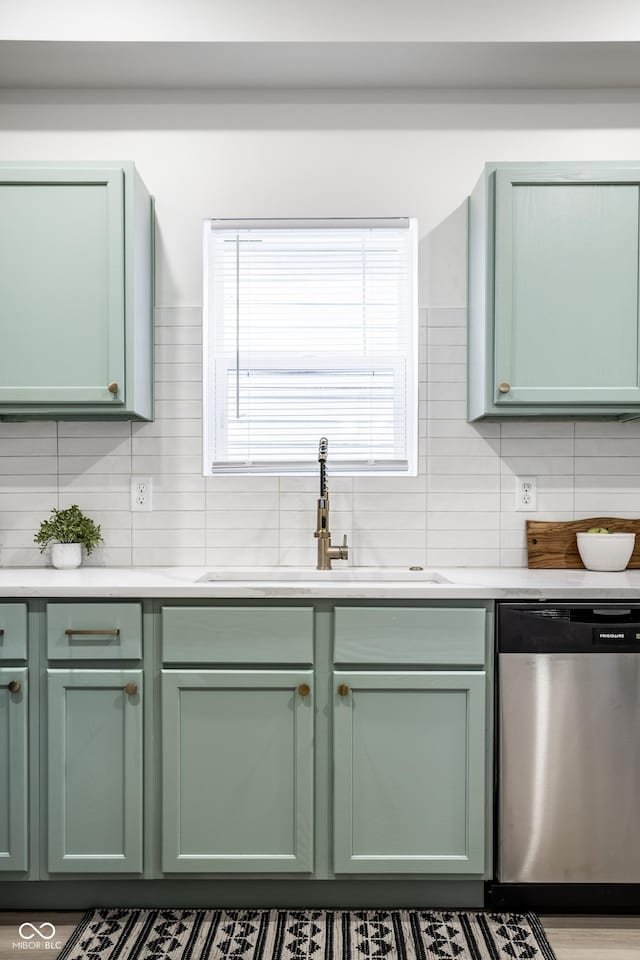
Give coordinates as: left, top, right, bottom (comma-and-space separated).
161, 606, 314, 664
47, 603, 142, 660
333, 607, 486, 665
0, 604, 27, 660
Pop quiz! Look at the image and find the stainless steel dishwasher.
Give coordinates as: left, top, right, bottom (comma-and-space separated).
493, 601, 640, 910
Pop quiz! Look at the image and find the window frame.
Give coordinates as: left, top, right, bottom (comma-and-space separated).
202, 218, 419, 477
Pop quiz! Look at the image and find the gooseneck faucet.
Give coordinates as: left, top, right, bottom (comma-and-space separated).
314, 437, 349, 570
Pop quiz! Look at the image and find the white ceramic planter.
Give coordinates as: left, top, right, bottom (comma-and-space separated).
50, 543, 82, 570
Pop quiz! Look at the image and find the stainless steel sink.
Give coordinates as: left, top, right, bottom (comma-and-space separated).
197, 567, 451, 583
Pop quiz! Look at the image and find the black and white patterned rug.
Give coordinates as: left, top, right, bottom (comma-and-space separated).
58, 908, 557, 960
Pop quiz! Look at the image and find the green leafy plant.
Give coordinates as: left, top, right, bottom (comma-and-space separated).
34, 504, 103, 555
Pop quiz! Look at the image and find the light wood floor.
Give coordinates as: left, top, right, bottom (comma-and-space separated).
0, 912, 639, 959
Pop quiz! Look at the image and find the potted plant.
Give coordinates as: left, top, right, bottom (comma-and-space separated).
34, 504, 103, 569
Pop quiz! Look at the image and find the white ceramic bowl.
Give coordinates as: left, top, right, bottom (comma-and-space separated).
576, 532, 635, 571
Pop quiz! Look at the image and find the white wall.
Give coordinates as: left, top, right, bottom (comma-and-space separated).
2, 90, 640, 568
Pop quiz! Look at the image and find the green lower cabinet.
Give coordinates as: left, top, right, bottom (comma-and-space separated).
47, 669, 143, 873
333, 671, 486, 874
0, 667, 28, 872
161, 670, 314, 873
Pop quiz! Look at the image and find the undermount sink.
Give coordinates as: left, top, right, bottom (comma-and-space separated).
198, 567, 451, 583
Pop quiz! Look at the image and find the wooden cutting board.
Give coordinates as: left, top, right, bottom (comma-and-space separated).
526, 517, 640, 568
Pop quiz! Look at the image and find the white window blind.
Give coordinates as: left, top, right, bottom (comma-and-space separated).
203, 218, 418, 475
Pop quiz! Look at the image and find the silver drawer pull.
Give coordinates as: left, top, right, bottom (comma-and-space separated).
64, 629, 120, 637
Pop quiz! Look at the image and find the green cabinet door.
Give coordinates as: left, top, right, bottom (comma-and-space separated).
0, 668, 28, 872
468, 162, 640, 419
333, 671, 486, 874
0, 163, 153, 420
161, 669, 314, 873
47, 669, 143, 873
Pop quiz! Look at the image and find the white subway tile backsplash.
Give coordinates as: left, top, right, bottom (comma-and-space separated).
429, 492, 500, 512
575, 421, 640, 437
131, 455, 202, 474
0, 438, 57, 456
428, 327, 466, 346
154, 306, 202, 326
0, 457, 58, 475
58, 437, 131, 457
428, 457, 502, 475
155, 344, 202, 364
354, 511, 426, 531
134, 528, 205, 549
132, 419, 202, 438
154, 381, 202, 401
428, 529, 500, 549
574, 457, 640, 475
0, 422, 56, 438
58, 489, 130, 511
428, 420, 500, 439
154, 400, 202, 419
575, 438, 640, 457
354, 546, 428, 568
428, 511, 498, 530
427, 475, 500, 493
427, 401, 468, 419
132, 437, 201, 457
500, 457, 574, 476
427, 382, 466, 401
134, 547, 207, 565
427, 364, 467, 383
205, 546, 279, 567
58, 456, 132, 476
154, 363, 202, 383
155, 326, 202, 346
2, 296, 640, 571
500, 548, 528, 567
501, 438, 574, 457
428, 345, 466, 365
208, 491, 279, 512
427, 548, 500, 567
134, 511, 204, 530
500, 422, 574, 439
57, 422, 131, 438
427, 307, 466, 327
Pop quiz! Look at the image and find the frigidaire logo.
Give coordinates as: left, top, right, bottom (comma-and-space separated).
13, 923, 62, 951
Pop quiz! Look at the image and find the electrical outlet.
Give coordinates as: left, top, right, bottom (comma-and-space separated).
515, 476, 537, 512
131, 477, 152, 512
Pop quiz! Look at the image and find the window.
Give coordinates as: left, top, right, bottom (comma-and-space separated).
203, 218, 418, 475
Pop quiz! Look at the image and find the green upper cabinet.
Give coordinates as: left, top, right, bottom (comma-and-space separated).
468, 162, 640, 420
0, 162, 153, 420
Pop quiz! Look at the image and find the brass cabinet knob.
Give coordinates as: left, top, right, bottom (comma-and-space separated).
297, 683, 311, 697
7, 680, 21, 694
337, 683, 350, 697
107, 382, 119, 394
498, 382, 511, 394
124, 682, 138, 696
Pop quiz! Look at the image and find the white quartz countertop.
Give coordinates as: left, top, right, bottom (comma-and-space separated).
1, 565, 640, 599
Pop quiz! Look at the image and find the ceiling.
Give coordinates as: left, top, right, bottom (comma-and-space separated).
2, 40, 640, 89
